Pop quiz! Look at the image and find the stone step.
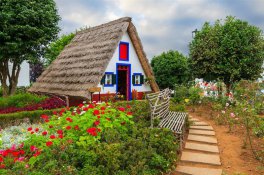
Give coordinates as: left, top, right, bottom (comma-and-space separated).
189, 129, 215, 136
190, 125, 213, 131
180, 152, 221, 165
176, 165, 222, 175
188, 134, 217, 144
185, 142, 219, 153
192, 121, 209, 126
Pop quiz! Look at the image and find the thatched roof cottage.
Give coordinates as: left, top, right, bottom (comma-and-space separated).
29, 17, 159, 104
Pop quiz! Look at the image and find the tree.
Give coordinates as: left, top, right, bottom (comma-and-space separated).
44, 33, 75, 67
151, 50, 191, 89
0, 0, 60, 96
190, 16, 264, 93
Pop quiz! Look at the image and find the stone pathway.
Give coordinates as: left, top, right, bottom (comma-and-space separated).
175, 116, 222, 175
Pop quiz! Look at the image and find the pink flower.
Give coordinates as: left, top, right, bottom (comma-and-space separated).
230, 113, 235, 118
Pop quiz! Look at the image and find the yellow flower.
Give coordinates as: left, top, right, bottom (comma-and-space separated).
184, 99, 190, 103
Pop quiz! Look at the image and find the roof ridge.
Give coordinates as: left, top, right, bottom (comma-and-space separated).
77, 17, 131, 35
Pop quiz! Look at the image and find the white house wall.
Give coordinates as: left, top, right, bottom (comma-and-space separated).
96, 32, 152, 94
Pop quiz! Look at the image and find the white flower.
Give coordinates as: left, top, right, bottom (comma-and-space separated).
226, 103, 230, 107
221, 110, 226, 114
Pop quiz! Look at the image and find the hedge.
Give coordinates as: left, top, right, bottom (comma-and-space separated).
0, 108, 63, 128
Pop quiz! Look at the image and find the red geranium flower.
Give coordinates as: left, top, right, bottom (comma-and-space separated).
78, 104, 84, 108
46, 141, 53, 147
35, 128, 39, 132
58, 134, 64, 139
83, 107, 89, 111
0, 156, 3, 162
97, 115, 100, 119
45, 119, 49, 123
88, 104, 94, 108
93, 110, 100, 116
71, 112, 76, 116
27, 127, 32, 131
74, 125, 79, 130
66, 126, 71, 130
127, 105, 131, 109
86, 127, 97, 136
66, 117, 73, 122
42, 131, 48, 136
127, 112, 132, 115
30, 145, 37, 152
49, 125, 53, 128
50, 135, 56, 139
12, 151, 20, 157
31, 131, 34, 134
118, 107, 125, 112
33, 151, 41, 157
100, 106, 106, 110
94, 120, 100, 126
20, 150, 25, 155
0, 164, 5, 169
57, 130, 63, 135
41, 114, 49, 120
53, 111, 57, 115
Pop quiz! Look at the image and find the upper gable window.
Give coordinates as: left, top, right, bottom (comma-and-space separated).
119, 42, 129, 61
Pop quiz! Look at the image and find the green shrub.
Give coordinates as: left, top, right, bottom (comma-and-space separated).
0, 93, 47, 109
170, 101, 186, 112
173, 85, 188, 103
0, 109, 62, 128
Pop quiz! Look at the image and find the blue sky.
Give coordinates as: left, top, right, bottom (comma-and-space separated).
55, 0, 264, 58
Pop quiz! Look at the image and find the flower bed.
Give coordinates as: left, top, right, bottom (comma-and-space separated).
0, 97, 66, 114
0, 102, 179, 174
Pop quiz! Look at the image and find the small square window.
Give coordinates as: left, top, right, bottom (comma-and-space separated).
105, 74, 112, 85
135, 75, 140, 85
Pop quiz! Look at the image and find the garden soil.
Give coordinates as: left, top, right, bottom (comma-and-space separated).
187, 105, 264, 175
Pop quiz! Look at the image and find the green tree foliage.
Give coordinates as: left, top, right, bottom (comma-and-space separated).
0, 0, 60, 96
190, 16, 264, 93
151, 50, 191, 89
44, 33, 75, 67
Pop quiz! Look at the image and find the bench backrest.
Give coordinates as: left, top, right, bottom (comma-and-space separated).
146, 88, 171, 127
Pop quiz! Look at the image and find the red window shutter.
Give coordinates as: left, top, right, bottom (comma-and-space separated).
120, 43, 128, 60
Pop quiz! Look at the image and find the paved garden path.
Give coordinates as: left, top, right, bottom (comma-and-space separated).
174, 116, 223, 175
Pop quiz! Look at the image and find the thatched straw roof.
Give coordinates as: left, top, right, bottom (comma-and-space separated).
28, 17, 159, 99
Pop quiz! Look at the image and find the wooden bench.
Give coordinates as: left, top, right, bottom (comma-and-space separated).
146, 88, 188, 149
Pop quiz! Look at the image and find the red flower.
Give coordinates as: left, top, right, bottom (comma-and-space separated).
94, 120, 100, 126
31, 131, 34, 134
57, 130, 63, 135
97, 115, 100, 119
101, 111, 105, 114
121, 121, 126, 125
30, 145, 37, 152
88, 104, 94, 108
100, 106, 106, 110
0, 156, 3, 162
93, 110, 100, 116
12, 151, 20, 157
83, 107, 89, 111
78, 104, 84, 108
33, 151, 41, 157
66, 117, 73, 122
97, 128, 101, 132
41, 114, 49, 120
118, 107, 125, 112
127, 105, 131, 109
46, 141, 53, 147
86, 127, 97, 136
27, 127, 32, 131
71, 112, 76, 116
45, 119, 49, 123
35, 128, 39, 132
66, 126, 71, 130
58, 134, 64, 139
74, 125, 79, 130
49, 125, 53, 128
20, 150, 25, 155
0, 164, 5, 169
50, 135, 56, 139
127, 112, 132, 115
42, 131, 48, 136
53, 111, 57, 115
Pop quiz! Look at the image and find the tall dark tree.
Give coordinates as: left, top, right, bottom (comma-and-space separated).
190, 16, 264, 93
151, 50, 191, 89
0, 0, 60, 96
